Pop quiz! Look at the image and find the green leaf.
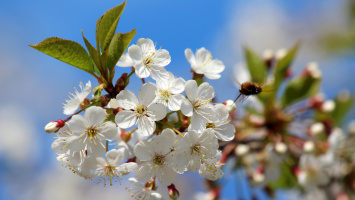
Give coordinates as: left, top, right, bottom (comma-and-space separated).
281, 75, 321, 107
107, 29, 137, 71
273, 42, 300, 91
29, 37, 93, 73
244, 46, 267, 84
332, 94, 354, 126
96, 1, 127, 52
82, 30, 101, 75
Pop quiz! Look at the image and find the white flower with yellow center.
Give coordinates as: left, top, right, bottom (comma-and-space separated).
185, 48, 225, 79
66, 106, 117, 157
176, 129, 219, 172
63, 81, 91, 115
92, 149, 138, 186
113, 83, 167, 136
134, 133, 177, 186
154, 73, 186, 111
128, 38, 171, 81
190, 104, 235, 141
199, 151, 224, 181
181, 80, 217, 132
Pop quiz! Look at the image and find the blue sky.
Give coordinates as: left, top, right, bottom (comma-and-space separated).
0, 0, 354, 199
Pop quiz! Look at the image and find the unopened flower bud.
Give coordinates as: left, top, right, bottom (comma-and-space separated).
303, 141, 315, 153
168, 184, 180, 200
321, 100, 335, 113
275, 48, 287, 60
303, 62, 322, 78
252, 170, 265, 184
79, 98, 91, 109
235, 144, 250, 156
275, 142, 287, 154
284, 68, 293, 79
309, 122, 325, 136
115, 73, 128, 93
263, 49, 274, 68
120, 131, 132, 143
44, 120, 64, 133
223, 100, 236, 113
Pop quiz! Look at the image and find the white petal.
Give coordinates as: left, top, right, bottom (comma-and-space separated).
190, 112, 208, 132
150, 66, 170, 82
63, 98, 81, 115
135, 162, 154, 182
204, 73, 221, 80
168, 94, 185, 111
88, 141, 106, 157
116, 53, 134, 67
96, 157, 107, 168
117, 162, 138, 175
137, 116, 156, 136
128, 45, 143, 61
85, 106, 107, 126
185, 48, 196, 65
139, 83, 157, 106
134, 140, 155, 161
185, 80, 198, 100
161, 128, 175, 138
116, 90, 139, 105
137, 38, 155, 55
215, 124, 235, 141
180, 99, 193, 116
171, 77, 186, 94
196, 47, 211, 64
115, 110, 137, 129
152, 135, 174, 155
197, 82, 215, 101
68, 115, 88, 133
67, 135, 85, 152
148, 103, 166, 121
156, 165, 177, 186
79, 81, 92, 99
153, 49, 171, 67
135, 62, 150, 78
98, 121, 117, 139
51, 140, 68, 154
105, 149, 124, 166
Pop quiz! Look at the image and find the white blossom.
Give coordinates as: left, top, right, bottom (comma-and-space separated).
190, 104, 235, 141
126, 178, 163, 200
297, 154, 330, 189
199, 150, 223, 181
185, 48, 225, 79
112, 83, 167, 136
92, 149, 138, 186
154, 72, 186, 111
63, 81, 91, 115
181, 80, 217, 132
134, 133, 177, 186
176, 129, 219, 172
128, 38, 171, 81
66, 106, 117, 157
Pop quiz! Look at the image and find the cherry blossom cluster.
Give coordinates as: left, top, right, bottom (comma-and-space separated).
45, 38, 235, 199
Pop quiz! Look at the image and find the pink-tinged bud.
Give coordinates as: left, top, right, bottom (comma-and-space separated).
120, 131, 132, 143
320, 100, 335, 113
223, 100, 237, 113
309, 93, 325, 108
293, 167, 301, 176
115, 73, 128, 93
44, 120, 64, 133
302, 62, 322, 78
303, 141, 315, 153
262, 49, 274, 69
275, 48, 287, 60
252, 168, 265, 184
309, 122, 325, 136
100, 96, 108, 108
168, 184, 179, 200
275, 142, 287, 154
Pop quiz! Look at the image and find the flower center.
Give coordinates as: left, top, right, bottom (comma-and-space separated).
143, 52, 156, 68
135, 104, 147, 117
86, 126, 98, 141
206, 123, 215, 128
153, 155, 165, 166
103, 165, 115, 175
159, 90, 171, 101
192, 144, 201, 154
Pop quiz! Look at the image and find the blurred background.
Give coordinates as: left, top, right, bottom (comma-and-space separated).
0, 0, 354, 199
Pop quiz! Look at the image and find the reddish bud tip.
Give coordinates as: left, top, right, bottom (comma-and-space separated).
168, 184, 180, 200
